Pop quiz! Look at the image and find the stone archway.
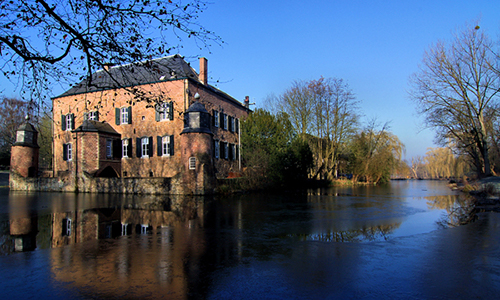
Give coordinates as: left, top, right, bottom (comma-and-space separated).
97, 166, 119, 178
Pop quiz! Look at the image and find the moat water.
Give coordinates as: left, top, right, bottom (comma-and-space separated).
1, 180, 500, 299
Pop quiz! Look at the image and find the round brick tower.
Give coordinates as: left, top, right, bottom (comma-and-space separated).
179, 100, 215, 194
10, 119, 39, 178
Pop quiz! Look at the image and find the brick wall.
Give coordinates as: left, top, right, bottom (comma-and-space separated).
52, 76, 249, 180
10, 146, 39, 177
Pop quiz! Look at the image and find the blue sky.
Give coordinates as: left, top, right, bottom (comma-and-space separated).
190, 0, 500, 160
2, 0, 500, 160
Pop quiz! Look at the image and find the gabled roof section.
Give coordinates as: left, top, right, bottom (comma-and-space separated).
55, 54, 199, 98
73, 120, 120, 135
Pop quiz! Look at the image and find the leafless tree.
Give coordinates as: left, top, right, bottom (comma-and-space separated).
0, 0, 220, 108
410, 24, 500, 177
275, 77, 360, 180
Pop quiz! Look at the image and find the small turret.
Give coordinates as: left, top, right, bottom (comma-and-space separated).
179, 99, 215, 194
181, 99, 213, 135
10, 118, 39, 178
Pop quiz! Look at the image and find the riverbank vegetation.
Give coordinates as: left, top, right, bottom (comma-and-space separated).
238, 78, 406, 190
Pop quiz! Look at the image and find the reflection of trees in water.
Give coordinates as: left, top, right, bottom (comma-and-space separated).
425, 194, 477, 227
425, 194, 461, 210
288, 223, 401, 242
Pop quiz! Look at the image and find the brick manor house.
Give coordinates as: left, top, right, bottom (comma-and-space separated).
45, 55, 250, 192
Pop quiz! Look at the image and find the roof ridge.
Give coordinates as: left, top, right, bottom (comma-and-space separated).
96, 54, 183, 73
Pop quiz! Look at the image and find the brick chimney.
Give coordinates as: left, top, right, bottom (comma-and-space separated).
199, 57, 208, 85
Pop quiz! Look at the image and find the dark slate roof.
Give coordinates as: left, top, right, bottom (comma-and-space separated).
55, 54, 199, 98
185, 101, 209, 114
17, 122, 38, 133
73, 120, 120, 135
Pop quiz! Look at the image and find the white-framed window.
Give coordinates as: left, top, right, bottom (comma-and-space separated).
162, 135, 171, 156
214, 140, 220, 159
156, 102, 173, 122
88, 111, 98, 120
106, 139, 112, 158
66, 114, 72, 131
213, 110, 219, 127
121, 107, 129, 124
122, 139, 129, 158
230, 117, 235, 132
115, 106, 132, 125
121, 223, 129, 236
159, 102, 168, 121
68, 143, 72, 160
62, 218, 72, 236
62, 113, 74, 131
141, 137, 149, 158
63, 143, 72, 161
189, 157, 196, 170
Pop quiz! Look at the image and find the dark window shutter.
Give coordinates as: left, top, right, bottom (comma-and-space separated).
229, 116, 234, 132
157, 136, 162, 156
136, 137, 141, 158
213, 140, 217, 158
115, 108, 120, 125
127, 106, 132, 124
70, 114, 75, 129
148, 136, 153, 157
155, 109, 160, 122
127, 138, 133, 157
83, 112, 88, 121
61, 114, 66, 131
168, 102, 174, 121
220, 112, 224, 129
212, 110, 216, 126
95, 112, 99, 121
63, 144, 68, 161
236, 144, 239, 161
169, 135, 174, 156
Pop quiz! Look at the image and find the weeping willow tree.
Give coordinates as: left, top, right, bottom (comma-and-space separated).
348, 122, 405, 184
423, 147, 469, 179
409, 147, 469, 179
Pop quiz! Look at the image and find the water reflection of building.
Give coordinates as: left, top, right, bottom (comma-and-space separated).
48, 198, 214, 299
3, 194, 206, 251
